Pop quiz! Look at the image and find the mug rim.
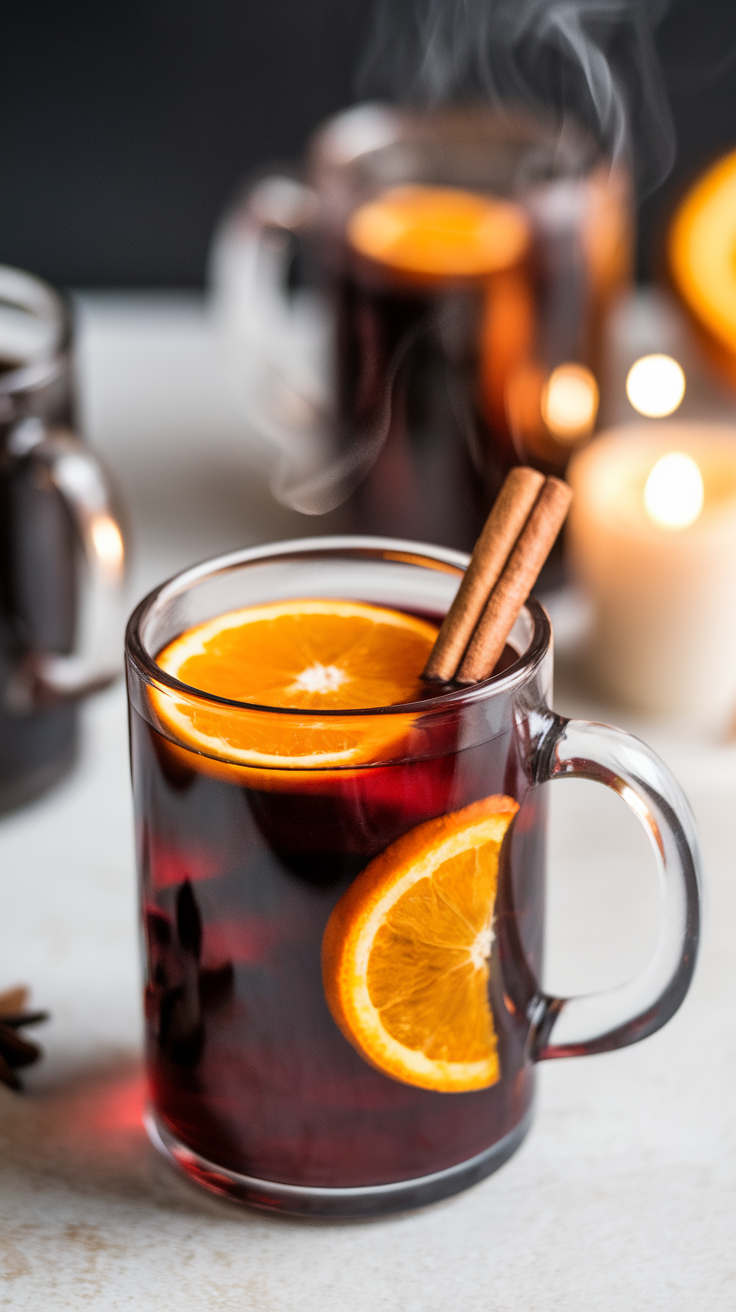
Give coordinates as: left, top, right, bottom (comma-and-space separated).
125, 535, 551, 720
0, 264, 71, 397
309, 101, 604, 180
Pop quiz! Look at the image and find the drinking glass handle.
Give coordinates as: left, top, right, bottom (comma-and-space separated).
527, 712, 701, 1060
209, 175, 334, 499
8, 419, 126, 702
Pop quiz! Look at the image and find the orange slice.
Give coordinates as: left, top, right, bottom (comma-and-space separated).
149, 599, 438, 775
322, 794, 519, 1092
348, 185, 530, 279
668, 149, 736, 369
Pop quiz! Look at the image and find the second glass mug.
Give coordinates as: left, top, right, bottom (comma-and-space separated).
127, 538, 700, 1218
211, 104, 632, 555
0, 265, 126, 810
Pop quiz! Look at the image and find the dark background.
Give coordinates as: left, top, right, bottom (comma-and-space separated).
1, 0, 735, 288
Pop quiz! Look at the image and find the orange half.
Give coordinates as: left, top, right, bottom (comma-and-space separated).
149, 598, 438, 776
322, 794, 519, 1092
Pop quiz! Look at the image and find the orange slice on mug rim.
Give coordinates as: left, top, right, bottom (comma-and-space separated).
148, 598, 439, 785
322, 794, 518, 1092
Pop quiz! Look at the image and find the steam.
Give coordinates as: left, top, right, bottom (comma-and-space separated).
358, 0, 675, 196
269, 318, 429, 515
242, 0, 677, 517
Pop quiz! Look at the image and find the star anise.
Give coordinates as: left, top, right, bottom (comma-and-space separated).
145, 881, 234, 1069
0, 986, 48, 1091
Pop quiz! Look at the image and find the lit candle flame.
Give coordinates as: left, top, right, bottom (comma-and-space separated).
541, 363, 599, 442
643, 452, 704, 529
626, 354, 686, 418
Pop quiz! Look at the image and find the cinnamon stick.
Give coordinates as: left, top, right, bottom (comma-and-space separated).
423, 466, 545, 682
455, 476, 573, 685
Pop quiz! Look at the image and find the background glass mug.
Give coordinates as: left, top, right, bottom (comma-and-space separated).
210, 104, 632, 558
127, 538, 700, 1218
0, 265, 125, 811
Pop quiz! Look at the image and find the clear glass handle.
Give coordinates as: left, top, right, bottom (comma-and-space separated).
528, 713, 702, 1060
8, 418, 126, 702
209, 175, 336, 509
210, 173, 424, 514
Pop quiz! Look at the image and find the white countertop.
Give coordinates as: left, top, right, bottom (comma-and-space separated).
0, 293, 734, 1309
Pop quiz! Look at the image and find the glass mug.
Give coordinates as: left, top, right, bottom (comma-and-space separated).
0, 265, 125, 811
127, 537, 697, 1212
127, 538, 700, 1218
211, 104, 632, 558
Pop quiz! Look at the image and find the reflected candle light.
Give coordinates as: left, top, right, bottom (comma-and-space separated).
541, 363, 599, 442
626, 354, 685, 418
568, 423, 736, 715
91, 514, 125, 576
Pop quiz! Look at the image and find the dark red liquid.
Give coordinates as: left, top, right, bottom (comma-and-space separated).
132, 653, 546, 1189
335, 271, 509, 554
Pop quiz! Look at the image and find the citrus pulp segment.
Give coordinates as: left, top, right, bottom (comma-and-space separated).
321, 794, 519, 1092
148, 598, 438, 774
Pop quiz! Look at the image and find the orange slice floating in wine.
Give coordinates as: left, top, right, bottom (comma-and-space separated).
348, 184, 530, 279
322, 794, 519, 1092
149, 598, 438, 776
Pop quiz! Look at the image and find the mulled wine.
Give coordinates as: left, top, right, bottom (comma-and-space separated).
132, 695, 545, 1191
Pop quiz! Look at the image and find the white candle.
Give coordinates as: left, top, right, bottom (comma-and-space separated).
567, 422, 736, 715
